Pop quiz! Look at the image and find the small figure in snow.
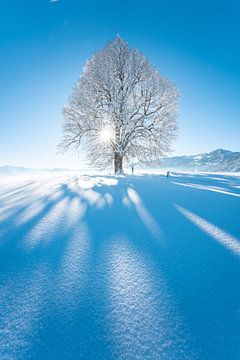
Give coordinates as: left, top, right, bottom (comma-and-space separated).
167, 171, 170, 178
131, 164, 134, 176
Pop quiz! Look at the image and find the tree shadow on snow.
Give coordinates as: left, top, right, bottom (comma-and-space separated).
0, 173, 240, 359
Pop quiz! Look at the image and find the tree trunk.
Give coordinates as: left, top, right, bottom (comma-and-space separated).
114, 153, 123, 174
114, 124, 123, 174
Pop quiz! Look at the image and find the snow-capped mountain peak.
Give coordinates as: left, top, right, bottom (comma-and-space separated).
159, 149, 240, 172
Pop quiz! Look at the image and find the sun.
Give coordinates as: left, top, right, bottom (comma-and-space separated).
98, 127, 113, 143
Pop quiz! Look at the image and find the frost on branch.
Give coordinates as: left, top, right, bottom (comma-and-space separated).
59, 36, 179, 173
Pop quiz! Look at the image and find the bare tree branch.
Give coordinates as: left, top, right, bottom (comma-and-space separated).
58, 36, 179, 173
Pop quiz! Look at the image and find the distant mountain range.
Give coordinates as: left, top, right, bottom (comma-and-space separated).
159, 149, 240, 172
1, 149, 240, 175
0, 165, 73, 176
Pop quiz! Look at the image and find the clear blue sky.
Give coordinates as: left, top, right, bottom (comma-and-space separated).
0, 0, 239, 168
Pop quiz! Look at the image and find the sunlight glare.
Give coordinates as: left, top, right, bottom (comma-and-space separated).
99, 127, 112, 143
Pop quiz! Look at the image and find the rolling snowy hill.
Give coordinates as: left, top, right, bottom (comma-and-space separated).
0, 172, 240, 359
159, 149, 240, 172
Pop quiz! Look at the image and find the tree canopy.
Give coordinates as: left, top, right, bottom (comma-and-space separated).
59, 37, 178, 173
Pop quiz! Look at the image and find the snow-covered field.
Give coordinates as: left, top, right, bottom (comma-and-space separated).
0, 171, 240, 359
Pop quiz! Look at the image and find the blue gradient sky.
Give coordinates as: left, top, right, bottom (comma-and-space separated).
0, 0, 239, 168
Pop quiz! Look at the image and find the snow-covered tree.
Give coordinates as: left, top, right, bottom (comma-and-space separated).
59, 37, 178, 173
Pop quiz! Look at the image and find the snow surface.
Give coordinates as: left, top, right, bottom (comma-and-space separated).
0, 171, 240, 359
